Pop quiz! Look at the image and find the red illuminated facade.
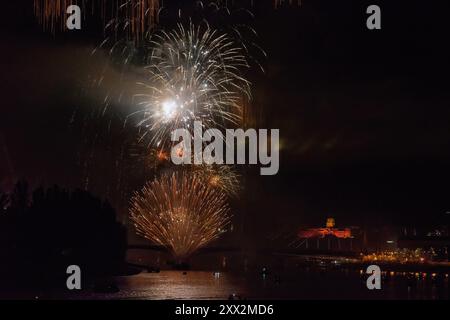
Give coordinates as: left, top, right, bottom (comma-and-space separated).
298, 218, 353, 239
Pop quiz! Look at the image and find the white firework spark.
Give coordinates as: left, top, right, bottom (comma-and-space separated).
132, 22, 251, 148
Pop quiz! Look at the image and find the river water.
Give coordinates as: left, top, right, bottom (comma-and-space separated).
2, 251, 449, 300
60, 268, 449, 300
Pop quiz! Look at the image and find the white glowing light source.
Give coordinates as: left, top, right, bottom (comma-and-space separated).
161, 99, 178, 120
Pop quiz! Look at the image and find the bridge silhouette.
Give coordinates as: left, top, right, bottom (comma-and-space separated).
127, 244, 358, 257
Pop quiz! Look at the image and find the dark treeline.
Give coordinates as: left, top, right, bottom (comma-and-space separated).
0, 181, 127, 290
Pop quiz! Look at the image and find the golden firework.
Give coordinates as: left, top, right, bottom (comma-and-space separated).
34, 0, 160, 39
130, 172, 231, 259
33, 0, 81, 33
191, 164, 241, 197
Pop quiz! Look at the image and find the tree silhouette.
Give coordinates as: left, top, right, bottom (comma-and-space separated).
0, 182, 127, 290
9, 180, 29, 214
0, 190, 7, 212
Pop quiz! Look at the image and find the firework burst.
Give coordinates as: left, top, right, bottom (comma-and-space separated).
131, 22, 251, 148
130, 172, 231, 259
191, 164, 241, 197
128, 139, 170, 171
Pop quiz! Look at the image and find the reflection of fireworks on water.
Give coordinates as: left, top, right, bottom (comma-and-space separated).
191, 164, 240, 197
130, 172, 231, 259
132, 23, 251, 148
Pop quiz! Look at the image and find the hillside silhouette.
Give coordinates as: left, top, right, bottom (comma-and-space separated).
0, 181, 127, 290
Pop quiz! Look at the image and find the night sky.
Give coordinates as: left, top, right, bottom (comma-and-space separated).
1, 0, 450, 237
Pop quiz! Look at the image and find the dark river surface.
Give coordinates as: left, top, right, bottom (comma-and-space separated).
62, 268, 450, 300
2, 252, 450, 300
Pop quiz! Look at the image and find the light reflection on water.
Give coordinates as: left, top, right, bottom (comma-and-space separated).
73, 268, 449, 300
5, 251, 447, 300
111, 271, 248, 300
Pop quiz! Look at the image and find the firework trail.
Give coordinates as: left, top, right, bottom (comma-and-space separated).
273, 0, 302, 9
34, 0, 160, 38
131, 22, 251, 148
101, 0, 160, 44
33, 0, 83, 33
87, 1, 164, 122
130, 172, 231, 259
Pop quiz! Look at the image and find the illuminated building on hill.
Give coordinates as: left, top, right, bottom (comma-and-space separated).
296, 218, 360, 252
298, 218, 352, 239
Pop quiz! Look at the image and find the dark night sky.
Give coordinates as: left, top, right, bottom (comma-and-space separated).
1, 1, 450, 234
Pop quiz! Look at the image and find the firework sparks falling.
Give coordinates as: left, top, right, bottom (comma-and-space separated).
273, 0, 302, 8
33, 0, 83, 33
34, 0, 160, 38
130, 172, 231, 259
128, 141, 170, 171
132, 23, 251, 148
101, 0, 160, 43
192, 164, 241, 197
